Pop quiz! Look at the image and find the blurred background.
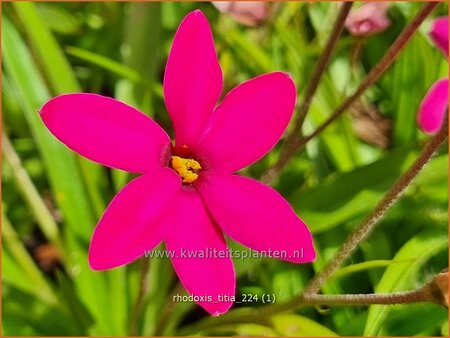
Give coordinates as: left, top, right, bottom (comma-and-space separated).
2, 1, 448, 336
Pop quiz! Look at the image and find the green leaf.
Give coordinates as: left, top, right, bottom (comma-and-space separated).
66, 46, 145, 85
217, 28, 273, 74
2, 284, 82, 335
2, 212, 57, 304
290, 146, 417, 234
222, 323, 277, 336
2, 134, 63, 252
2, 16, 112, 335
2, 15, 94, 240
12, 2, 106, 218
121, 2, 162, 114
331, 259, 411, 281
364, 230, 447, 336
37, 4, 82, 35
383, 303, 447, 336
55, 270, 95, 334
12, 2, 80, 93
378, 33, 446, 145
272, 314, 339, 336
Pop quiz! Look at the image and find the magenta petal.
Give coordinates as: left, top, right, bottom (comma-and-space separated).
165, 190, 235, 316
429, 16, 449, 57
197, 72, 296, 172
164, 10, 223, 150
89, 168, 181, 270
198, 174, 316, 263
40, 94, 171, 173
417, 79, 449, 134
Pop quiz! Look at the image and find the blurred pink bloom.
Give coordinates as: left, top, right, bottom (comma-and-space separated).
417, 79, 448, 134
39, 10, 315, 315
417, 17, 449, 134
429, 16, 449, 57
212, 1, 269, 26
345, 2, 390, 37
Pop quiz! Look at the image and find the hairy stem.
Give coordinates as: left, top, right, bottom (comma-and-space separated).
262, 2, 353, 184
302, 122, 448, 295
301, 289, 429, 306
154, 282, 187, 335
179, 121, 448, 335
262, 2, 438, 184
178, 284, 435, 335
295, 3, 353, 130
129, 258, 151, 336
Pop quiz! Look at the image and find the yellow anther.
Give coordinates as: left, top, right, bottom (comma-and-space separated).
171, 156, 202, 183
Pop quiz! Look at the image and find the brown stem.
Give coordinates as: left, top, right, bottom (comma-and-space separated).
295, 2, 352, 130
261, 2, 353, 184
302, 289, 429, 306
262, 2, 438, 184
154, 282, 187, 335
302, 122, 448, 295
178, 122, 448, 335
129, 258, 151, 336
178, 285, 435, 335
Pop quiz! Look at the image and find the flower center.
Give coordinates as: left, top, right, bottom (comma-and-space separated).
171, 156, 202, 183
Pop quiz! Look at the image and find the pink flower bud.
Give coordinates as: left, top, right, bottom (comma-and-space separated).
429, 16, 449, 57
345, 2, 391, 37
212, 1, 269, 27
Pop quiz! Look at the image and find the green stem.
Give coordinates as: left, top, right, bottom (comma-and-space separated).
2, 211, 57, 304
2, 131, 65, 256
129, 258, 151, 336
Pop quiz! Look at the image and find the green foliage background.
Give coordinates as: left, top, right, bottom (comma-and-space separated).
2, 2, 448, 336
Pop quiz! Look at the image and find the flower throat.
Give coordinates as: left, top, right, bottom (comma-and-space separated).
171, 156, 202, 183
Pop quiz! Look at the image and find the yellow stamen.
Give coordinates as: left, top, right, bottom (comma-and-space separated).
171, 156, 202, 183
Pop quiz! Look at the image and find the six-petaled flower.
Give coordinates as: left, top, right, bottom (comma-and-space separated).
39, 10, 316, 316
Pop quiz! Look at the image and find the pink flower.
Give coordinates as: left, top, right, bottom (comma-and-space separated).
417, 17, 449, 134
39, 10, 316, 316
345, 2, 390, 37
429, 16, 449, 57
212, 1, 269, 26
